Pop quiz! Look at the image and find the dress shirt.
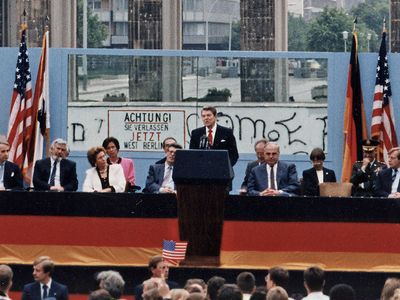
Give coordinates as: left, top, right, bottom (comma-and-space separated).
40, 279, 52, 300
48, 158, 61, 186
0, 162, 4, 189
316, 169, 324, 184
160, 164, 174, 191
267, 164, 278, 189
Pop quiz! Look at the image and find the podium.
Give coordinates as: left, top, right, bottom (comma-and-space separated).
173, 149, 233, 266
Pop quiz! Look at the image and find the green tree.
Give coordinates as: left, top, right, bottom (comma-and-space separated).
288, 14, 309, 51
350, 0, 389, 52
307, 8, 354, 52
77, 0, 108, 48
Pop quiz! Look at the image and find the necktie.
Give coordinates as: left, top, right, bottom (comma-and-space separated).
207, 129, 213, 147
392, 169, 398, 182
42, 285, 48, 300
49, 159, 58, 186
270, 165, 276, 190
162, 166, 173, 188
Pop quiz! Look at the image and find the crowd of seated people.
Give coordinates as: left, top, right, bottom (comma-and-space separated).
2, 129, 400, 198
5, 254, 400, 300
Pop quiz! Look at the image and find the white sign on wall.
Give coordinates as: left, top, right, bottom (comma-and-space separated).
107, 109, 186, 151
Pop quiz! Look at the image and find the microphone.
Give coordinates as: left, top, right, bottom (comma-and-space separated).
199, 135, 208, 149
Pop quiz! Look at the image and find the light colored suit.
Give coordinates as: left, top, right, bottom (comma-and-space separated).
247, 161, 299, 196
83, 164, 125, 192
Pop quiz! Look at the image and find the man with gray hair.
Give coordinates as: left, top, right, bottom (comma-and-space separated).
33, 138, 78, 191
0, 264, 13, 300
97, 270, 125, 299
0, 135, 23, 190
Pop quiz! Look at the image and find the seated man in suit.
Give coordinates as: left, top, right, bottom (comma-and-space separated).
189, 106, 239, 167
33, 138, 78, 191
240, 139, 268, 195
145, 143, 182, 193
0, 136, 23, 191
22, 256, 68, 300
302, 147, 336, 196
247, 142, 299, 196
351, 139, 386, 196
374, 147, 400, 198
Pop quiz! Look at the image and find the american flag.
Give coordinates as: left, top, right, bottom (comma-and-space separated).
162, 240, 187, 266
7, 27, 34, 182
370, 31, 398, 163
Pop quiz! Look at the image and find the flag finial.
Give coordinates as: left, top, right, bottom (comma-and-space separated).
383, 18, 386, 33
353, 17, 358, 32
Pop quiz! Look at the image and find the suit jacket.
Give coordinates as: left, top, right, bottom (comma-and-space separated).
374, 167, 396, 197
22, 280, 68, 300
189, 125, 239, 166
247, 161, 299, 196
82, 164, 126, 193
33, 158, 78, 191
241, 160, 260, 190
350, 160, 386, 196
144, 164, 168, 193
302, 167, 336, 196
3, 161, 23, 190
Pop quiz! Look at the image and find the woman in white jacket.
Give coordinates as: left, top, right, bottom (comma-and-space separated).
83, 146, 126, 193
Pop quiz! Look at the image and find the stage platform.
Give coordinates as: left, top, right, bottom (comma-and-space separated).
1, 191, 399, 300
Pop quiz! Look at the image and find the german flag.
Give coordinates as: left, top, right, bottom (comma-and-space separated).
341, 31, 368, 182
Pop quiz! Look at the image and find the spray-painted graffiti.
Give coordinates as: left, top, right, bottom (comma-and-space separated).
68, 104, 327, 155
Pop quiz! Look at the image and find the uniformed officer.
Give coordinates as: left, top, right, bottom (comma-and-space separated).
350, 139, 386, 196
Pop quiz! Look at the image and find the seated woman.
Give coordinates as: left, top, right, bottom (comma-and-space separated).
302, 147, 336, 196
83, 146, 126, 193
102, 137, 136, 191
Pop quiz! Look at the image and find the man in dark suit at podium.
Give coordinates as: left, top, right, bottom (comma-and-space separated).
189, 106, 239, 167
22, 256, 68, 300
0, 137, 23, 191
33, 138, 78, 192
248, 142, 299, 196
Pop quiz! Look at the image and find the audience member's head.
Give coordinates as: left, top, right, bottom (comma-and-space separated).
148, 255, 168, 278
88, 289, 112, 300
266, 287, 288, 300
303, 266, 325, 293
184, 278, 206, 294
207, 276, 226, 300
392, 288, 400, 300
170, 288, 190, 300
33, 256, 54, 284
380, 278, 400, 300
249, 287, 267, 300
143, 287, 163, 300
0, 264, 13, 293
266, 267, 289, 291
329, 284, 356, 300
217, 284, 242, 300
237, 272, 256, 294
97, 270, 125, 299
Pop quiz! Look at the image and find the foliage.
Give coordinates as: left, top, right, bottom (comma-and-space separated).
307, 8, 354, 52
77, 0, 108, 48
288, 14, 309, 51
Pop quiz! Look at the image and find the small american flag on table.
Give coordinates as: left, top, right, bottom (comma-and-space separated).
162, 240, 188, 266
